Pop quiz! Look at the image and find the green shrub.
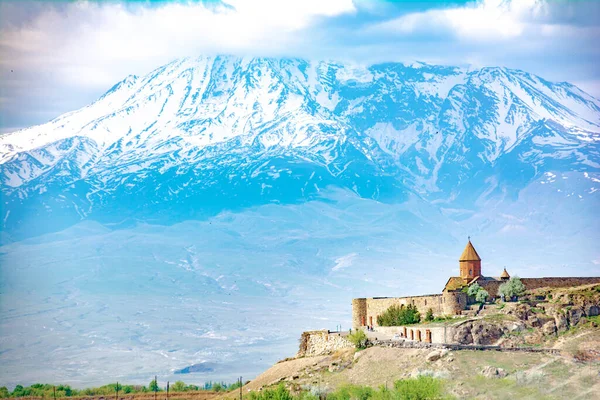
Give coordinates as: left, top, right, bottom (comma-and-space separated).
467, 283, 481, 297
170, 381, 185, 392
475, 288, 489, 303
347, 329, 369, 349
377, 304, 421, 326
324, 377, 445, 400
327, 384, 374, 400
248, 384, 293, 400
499, 277, 526, 301
432, 315, 453, 323
393, 376, 444, 400
425, 308, 434, 322
149, 379, 160, 392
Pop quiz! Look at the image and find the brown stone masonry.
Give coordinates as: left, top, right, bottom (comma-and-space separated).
480, 277, 600, 297
352, 292, 466, 329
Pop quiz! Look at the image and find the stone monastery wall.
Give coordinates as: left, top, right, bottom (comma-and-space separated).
352, 292, 466, 329
480, 277, 600, 297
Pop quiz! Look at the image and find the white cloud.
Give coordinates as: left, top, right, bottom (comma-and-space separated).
1, 0, 356, 88
332, 252, 358, 271
374, 0, 547, 41
0, 0, 599, 130
500, 224, 526, 233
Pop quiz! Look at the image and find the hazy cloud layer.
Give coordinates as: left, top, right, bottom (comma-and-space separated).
1, 0, 599, 132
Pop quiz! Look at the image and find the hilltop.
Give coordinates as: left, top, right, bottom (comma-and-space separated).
226, 284, 600, 399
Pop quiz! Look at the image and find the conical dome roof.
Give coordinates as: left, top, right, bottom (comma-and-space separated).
500, 268, 510, 279
459, 240, 481, 261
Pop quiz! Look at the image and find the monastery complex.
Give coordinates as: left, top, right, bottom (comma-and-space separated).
352, 240, 600, 329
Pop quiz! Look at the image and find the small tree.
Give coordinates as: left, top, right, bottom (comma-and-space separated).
377, 304, 421, 326
467, 282, 481, 297
499, 276, 526, 301
510, 276, 526, 299
425, 308, 434, 322
171, 381, 186, 392
498, 282, 510, 300
12, 385, 24, 397
149, 379, 159, 392
475, 288, 489, 303
347, 329, 368, 349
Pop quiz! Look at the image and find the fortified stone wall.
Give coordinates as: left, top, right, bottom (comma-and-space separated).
480, 277, 600, 297
366, 294, 443, 328
443, 291, 467, 315
374, 325, 457, 344
352, 298, 367, 328
297, 330, 353, 357
352, 293, 466, 329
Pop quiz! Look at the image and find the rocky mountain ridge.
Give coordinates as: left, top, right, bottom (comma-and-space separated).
1, 56, 599, 239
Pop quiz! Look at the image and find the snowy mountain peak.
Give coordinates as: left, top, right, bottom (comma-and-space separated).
1, 56, 599, 238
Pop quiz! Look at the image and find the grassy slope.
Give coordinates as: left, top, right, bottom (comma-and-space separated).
228, 340, 599, 399
224, 305, 600, 400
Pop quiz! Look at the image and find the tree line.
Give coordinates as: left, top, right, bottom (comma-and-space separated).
0, 380, 243, 398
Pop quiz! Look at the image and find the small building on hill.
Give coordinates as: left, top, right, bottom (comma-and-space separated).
352, 239, 600, 329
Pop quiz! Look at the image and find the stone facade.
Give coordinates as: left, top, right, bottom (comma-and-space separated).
479, 277, 600, 298
374, 325, 457, 344
297, 330, 353, 357
351, 298, 367, 328
352, 292, 466, 329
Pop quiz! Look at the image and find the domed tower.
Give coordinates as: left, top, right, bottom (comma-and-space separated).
459, 238, 481, 280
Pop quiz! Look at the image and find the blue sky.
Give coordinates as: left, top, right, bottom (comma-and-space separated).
0, 0, 599, 132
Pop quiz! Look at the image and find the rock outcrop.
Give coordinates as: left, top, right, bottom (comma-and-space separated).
452, 321, 505, 345
481, 366, 508, 378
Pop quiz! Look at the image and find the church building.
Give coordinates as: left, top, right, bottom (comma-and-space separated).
442, 239, 510, 296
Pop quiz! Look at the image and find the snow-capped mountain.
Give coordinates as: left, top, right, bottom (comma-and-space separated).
1, 56, 599, 239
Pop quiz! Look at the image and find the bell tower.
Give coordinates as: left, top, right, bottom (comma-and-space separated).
459, 238, 481, 280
